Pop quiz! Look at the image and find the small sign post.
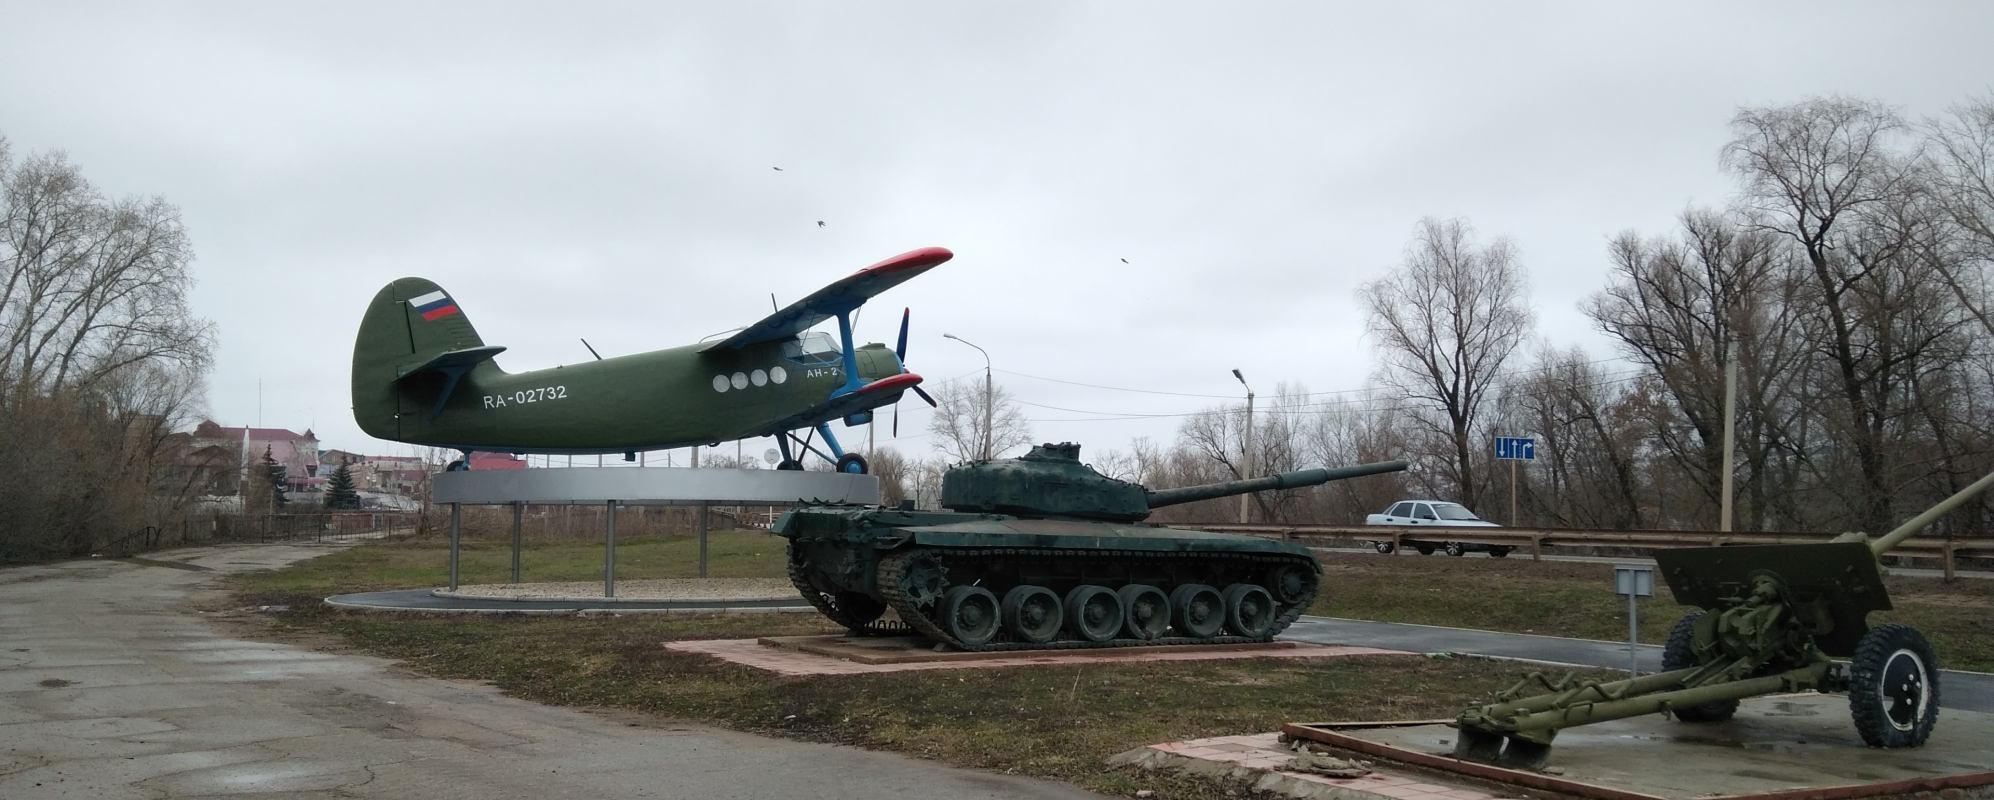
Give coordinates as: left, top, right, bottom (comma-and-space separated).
1493, 436, 1536, 526
1615, 564, 1655, 676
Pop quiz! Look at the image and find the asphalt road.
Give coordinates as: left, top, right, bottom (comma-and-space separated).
1283, 615, 1994, 713
0, 545, 1097, 800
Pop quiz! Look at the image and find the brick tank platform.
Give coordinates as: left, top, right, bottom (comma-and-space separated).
664, 638, 1406, 676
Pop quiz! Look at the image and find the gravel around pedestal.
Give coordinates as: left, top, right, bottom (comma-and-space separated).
439, 578, 796, 602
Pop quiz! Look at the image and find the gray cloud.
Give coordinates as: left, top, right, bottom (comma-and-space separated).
5, 0, 1991, 463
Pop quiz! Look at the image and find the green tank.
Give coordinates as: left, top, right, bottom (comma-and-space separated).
774, 442, 1408, 650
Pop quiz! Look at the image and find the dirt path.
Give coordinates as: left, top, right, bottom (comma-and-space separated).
0, 544, 1099, 799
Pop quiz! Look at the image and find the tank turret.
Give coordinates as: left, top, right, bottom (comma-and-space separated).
776, 441, 1408, 652
940, 442, 1408, 522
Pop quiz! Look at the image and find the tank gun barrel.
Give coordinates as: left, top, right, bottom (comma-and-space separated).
1144, 460, 1409, 509
1867, 468, 1994, 556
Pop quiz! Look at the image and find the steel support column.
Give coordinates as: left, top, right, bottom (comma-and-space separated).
510, 502, 523, 584
604, 500, 618, 598
448, 503, 462, 591
697, 501, 710, 578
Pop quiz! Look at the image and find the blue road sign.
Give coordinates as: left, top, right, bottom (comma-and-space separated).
1495, 436, 1536, 461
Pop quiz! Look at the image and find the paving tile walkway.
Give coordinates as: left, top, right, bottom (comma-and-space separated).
664, 639, 1408, 676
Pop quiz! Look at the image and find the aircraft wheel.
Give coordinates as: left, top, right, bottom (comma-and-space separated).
1168, 584, 1224, 638
1221, 583, 1277, 638
776, 459, 803, 471
938, 585, 1000, 646
1117, 584, 1170, 640
1490, 547, 1511, 558
1413, 544, 1435, 556
1663, 611, 1737, 722
835, 453, 868, 474
445, 459, 468, 472
1373, 541, 1396, 554
1000, 585, 1062, 643
1850, 623, 1940, 748
1444, 542, 1466, 557
1063, 585, 1123, 643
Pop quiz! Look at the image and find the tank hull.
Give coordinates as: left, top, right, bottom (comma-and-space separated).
778, 509, 1322, 650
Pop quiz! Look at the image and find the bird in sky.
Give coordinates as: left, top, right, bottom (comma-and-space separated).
772, 166, 784, 171
817, 220, 826, 228
1120, 258, 1129, 263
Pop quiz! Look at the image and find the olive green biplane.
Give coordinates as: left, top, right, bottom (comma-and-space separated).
349, 247, 949, 473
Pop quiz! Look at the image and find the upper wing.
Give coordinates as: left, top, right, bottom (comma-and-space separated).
700, 247, 952, 352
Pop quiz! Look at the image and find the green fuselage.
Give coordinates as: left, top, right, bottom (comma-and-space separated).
391, 342, 904, 454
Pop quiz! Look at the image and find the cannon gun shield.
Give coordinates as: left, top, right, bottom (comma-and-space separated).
1655, 541, 1891, 657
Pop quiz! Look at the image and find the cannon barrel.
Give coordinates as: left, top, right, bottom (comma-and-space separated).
1866, 468, 1994, 556
1144, 460, 1409, 509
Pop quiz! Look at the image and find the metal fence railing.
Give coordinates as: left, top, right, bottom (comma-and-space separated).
1175, 523, 1994, 581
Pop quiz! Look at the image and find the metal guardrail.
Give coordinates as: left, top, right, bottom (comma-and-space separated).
1173, 523, 1994, 581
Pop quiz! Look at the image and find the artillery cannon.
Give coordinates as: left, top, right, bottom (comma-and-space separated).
1453, 470, 1994, 770
776, 442, 1407, 650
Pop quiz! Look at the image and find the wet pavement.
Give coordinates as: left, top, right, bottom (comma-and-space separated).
1284, 615, 1994, 713
0, 544, 1097, 800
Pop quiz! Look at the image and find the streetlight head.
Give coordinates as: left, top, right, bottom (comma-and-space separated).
1231, 368, 1245, 384
943, 333, 960, 341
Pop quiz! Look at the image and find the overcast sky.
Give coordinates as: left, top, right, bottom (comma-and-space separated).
5, 1, 1992, 467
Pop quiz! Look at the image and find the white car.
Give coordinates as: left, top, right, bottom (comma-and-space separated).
1363, 500, 1511, 557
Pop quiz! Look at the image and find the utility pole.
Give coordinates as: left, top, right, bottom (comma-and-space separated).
944, 333, 994, 460
1719, 344, 1738, 532
1233, 369, 1254, 524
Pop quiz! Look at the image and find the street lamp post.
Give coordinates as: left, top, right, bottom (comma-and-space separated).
1233, 368, 1254, 524
944, 333, 994, 460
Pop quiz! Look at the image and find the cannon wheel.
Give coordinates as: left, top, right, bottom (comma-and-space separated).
1663, 612, 1738, 722
1849, 622, 1940, 748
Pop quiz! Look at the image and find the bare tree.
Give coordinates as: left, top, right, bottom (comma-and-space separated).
1360, 217, 1532, 508
926, 381, 1033, 462
1724, 97, 1977, 533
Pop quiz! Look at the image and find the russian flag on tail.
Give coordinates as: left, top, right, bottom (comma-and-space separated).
408, 290, 460, 321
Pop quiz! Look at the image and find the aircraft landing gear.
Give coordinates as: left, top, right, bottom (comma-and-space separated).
835, 453, 868, 475
776, 459, 803, 471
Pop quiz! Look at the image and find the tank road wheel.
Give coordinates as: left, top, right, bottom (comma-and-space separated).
1269, 564, 1315, 606
1443, 542, 1466, 557
1221, 584, 1278, 638
1001, 586, 1063, 643
1663, 611, 1738, 722
1849, 623, 1941, 748
1117, 584, 1170, 640
1063, 585, 1124, 643
1168, 584, 1225, 639
938, 586, 1000, 646
834, 453, 869, 474
1373, 541, 1395, 554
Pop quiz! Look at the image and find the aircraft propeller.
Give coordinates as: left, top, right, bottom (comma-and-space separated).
891, 307, 937, 437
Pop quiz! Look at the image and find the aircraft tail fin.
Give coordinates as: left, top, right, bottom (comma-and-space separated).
350, 278, 504, 440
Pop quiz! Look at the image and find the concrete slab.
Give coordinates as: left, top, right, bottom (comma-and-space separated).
1111, 732, 1509, 800
671, 636, 1407, 676
1282, 693, 1994, 800
762, 632, 1318, 664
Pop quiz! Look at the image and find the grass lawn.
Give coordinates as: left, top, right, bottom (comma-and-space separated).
235, 529, 791, 598
1311, 551, 1994, 672
247, 597, 1577, 799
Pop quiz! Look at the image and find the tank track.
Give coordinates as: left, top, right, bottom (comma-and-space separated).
875, 547, 1318, 652
787, 550, 910, 636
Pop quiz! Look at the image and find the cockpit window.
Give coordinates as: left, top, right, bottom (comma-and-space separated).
781, 331, 841, 366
